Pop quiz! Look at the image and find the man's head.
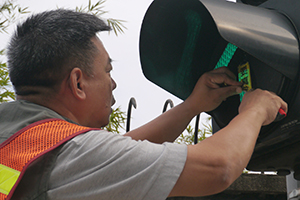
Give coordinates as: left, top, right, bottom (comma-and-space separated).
7, 9, 117, 128
7, 9, 111, 95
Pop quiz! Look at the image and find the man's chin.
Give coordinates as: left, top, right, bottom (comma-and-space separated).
100, 120, 110, 129
111, 97, 116, 106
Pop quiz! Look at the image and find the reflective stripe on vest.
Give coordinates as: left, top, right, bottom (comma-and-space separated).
0, 118, 96, 200
0, 164, 20, 195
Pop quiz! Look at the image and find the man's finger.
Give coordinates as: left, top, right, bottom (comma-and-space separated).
209, 73, 242, 88
211, 66, 237, 81
215, 85, 242, 100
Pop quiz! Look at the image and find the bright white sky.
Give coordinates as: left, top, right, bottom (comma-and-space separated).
2, 0, 212, 134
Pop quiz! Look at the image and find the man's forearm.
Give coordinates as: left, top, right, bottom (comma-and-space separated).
124, 101, 199, 143
202, 109, 264, 177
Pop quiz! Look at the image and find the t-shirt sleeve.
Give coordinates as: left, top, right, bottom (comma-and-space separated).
47, 130, 187, 200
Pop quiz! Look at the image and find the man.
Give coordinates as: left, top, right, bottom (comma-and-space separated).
0, 9, 287, 199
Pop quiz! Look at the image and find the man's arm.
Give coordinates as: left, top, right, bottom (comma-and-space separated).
169, 89, 287, 197
124, 67, 243, 143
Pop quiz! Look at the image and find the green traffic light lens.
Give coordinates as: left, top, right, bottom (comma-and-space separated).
215, 43, 238, 69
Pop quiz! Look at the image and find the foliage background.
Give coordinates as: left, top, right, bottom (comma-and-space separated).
0, 0, 28, 102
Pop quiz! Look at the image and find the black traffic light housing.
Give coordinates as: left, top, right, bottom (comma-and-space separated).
237, 0, 267, 6
139, 0, 300, 178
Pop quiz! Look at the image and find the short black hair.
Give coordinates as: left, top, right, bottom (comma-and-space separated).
7, 9, 111, 95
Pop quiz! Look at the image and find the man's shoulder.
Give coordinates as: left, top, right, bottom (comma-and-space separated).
0, 100, 68, 143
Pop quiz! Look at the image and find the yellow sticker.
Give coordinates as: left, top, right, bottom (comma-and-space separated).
238, 62, 252, 91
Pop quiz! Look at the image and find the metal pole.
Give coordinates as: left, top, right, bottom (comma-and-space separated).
126, 97, 137, 132
194, 114, 200, 144
162, 99, 174, 113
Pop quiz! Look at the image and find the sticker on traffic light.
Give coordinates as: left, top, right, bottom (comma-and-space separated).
238, 62, 252, 102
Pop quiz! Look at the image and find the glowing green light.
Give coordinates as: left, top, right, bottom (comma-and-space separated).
215, 43, 238, 69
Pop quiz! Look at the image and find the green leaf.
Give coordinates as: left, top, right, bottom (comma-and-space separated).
75, 0, 126, 36
107, 18, 126, 36
104, 107, 126, 133
175, 117, 212, 145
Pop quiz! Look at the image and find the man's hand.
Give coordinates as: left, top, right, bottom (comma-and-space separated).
186, 67, 242, 114
239, 89, 288, 126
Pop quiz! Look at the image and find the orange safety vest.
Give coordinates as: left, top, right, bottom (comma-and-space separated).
0, 118, 97, 200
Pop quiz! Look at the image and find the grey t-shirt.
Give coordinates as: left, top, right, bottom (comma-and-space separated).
0, 100, 187, 200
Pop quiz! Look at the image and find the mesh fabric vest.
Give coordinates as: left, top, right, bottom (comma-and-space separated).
0, 118, 96, 200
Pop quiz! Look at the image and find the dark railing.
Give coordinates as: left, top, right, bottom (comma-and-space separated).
126, 97, 137, 132
162, 99, 174, 113
126, 98, 200, 144
194, 114, 200, 144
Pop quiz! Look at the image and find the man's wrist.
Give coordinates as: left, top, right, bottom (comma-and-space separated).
182, 98, 204, 118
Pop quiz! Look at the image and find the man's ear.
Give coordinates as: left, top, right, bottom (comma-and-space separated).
69, 68, 86, 100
